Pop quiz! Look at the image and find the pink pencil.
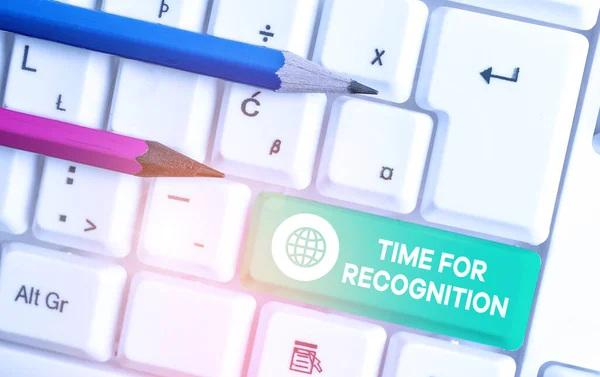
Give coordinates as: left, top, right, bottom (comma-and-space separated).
0, 108, 224, 178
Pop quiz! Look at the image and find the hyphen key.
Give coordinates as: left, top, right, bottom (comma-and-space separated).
242, 193, 541, 350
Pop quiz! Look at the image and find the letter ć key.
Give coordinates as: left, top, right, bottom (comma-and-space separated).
242, 193, 541, 350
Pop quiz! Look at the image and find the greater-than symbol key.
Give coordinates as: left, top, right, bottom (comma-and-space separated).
84, 219, 96, 232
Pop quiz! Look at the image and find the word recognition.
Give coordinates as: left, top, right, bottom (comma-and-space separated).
342, 240, 508, 318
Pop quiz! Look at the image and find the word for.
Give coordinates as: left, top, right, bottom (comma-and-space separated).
378, 239, 487, 281
270, 139, 282, 155
341, 264, 509, 318
338, 239, 509, 317
14, 285, 70, 313
260, 25, 275, 42
380, 167, 393, 180
241, 91, 261, 117
158, 0, 169, 18
371, 49, 385, 66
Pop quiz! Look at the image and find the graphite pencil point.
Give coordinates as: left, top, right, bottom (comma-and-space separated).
348, 80, 379, 95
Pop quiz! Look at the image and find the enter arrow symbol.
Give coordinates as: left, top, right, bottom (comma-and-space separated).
84, 219, 96, 232
480, 67, 520, 84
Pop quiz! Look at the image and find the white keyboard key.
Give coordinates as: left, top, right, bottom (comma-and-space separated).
103, 0, 210, 32
118, 272, 256, 377
208, 0, 319, 57
249, 302, 385, 377
314, 0, 428, 103
139, 178, 250, 282
382, 332, 516, 377
318, 98, 432, 214
0, 147, 37, 235
33, 158, 141, 258
108, 60, 218, 162
4, 36, 112, 129
545, 366, 600, 377
212, 84, 326, 189
104, 0, 216, 163
451, 0, 600, 30
0, 341, 153, 377
519, 37, 600, 373
0, 243, 127, 362
416, 8, 587, 245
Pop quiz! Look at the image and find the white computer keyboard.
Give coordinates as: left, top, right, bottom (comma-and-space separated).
1, 0, 600, 376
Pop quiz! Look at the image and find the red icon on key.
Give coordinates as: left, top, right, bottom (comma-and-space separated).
289, 340, 322, 374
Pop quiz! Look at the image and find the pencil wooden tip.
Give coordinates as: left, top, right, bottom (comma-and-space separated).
195, 165, 225, 178
348, 80, 379, 95
136, 141, 225, 178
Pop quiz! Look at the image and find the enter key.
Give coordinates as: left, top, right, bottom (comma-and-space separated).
242, 193, 541, 350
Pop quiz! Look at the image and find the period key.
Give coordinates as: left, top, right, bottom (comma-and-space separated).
242, 193, 541, 350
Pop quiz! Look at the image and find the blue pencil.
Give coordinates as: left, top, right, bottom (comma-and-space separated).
0, 0, 377, 95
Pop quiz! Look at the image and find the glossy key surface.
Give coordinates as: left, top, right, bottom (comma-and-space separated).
243, 193, 541, 350
0, 243, 127, 362
417, 8, 587, 245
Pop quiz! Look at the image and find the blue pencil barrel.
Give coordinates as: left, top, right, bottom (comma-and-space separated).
0, 0, 285, 90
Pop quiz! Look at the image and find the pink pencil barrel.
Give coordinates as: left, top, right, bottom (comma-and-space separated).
0, 108, 149, 175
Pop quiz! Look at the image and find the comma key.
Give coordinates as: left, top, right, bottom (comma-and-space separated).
0, 243, 127, 362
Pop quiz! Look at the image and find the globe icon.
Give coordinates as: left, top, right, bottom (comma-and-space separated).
286, 227, 327, 268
